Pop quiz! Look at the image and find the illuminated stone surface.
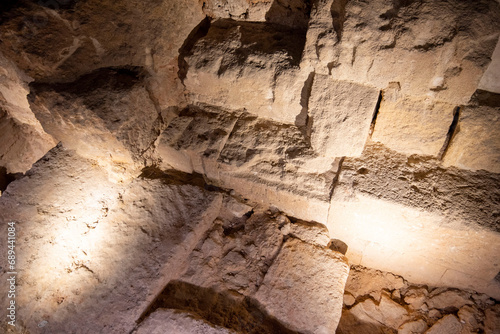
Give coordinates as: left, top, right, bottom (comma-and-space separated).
0, 0, 499, 333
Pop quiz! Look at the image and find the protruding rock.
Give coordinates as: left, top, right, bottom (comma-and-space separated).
426, 290, 472, 311
443, 105, 500, 174
308, 76, 379, 158
398, 319, 428, 334
425, 314, 462, 334
255, 238, 349, 334
349, 295, 410, 330
372, 86, 455, 157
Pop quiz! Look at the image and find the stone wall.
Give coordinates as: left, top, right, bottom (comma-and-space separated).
0, 0, 499, 333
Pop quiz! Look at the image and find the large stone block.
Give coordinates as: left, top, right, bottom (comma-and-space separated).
0, 52, 56, 173
255, 238, 349, 333
302, 0, 500, 105
443, 105, 500, 173
478, 37, 500, 94
157, 106, 340, 222
184, 19, 307, 123
371, 85, 455, 157
308, 76, 379, 157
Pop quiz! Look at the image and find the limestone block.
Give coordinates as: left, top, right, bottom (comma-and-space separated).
478, 37, 500, 94
201, 0, 311, 28
309, 75, 379, 157
425, 315, 462, 334
157, 105, 340, 222
136, 309, 236, 334
184, 19, 306, 123
426, 290, 473, 310
289, 220, 331, 247
29, 67, 161, 176
328, 191, 500, 299
404, 287, 429, 310
0, 145, 223, 333
345, 266, 405, 302
181, 212, 284, 295
0, 52, 56, 173
349, 295, 409, 330
302, 0, 500, 105
443, 105, 500, 173
255, 238, 349, 334
371, 86, 455, 157
398, 319, 428, 334
308, 75, 379, 157
157, 106, 239, 173
0, 103, 57, 174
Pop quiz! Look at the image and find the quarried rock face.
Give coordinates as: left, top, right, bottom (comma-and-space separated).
338, 266, 499, 334
0, 0, 499, 333
0, 52, 56, 174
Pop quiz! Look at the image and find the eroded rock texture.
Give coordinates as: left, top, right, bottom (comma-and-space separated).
0, 0, 499, 333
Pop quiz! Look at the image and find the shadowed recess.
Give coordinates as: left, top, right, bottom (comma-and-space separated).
137, 280, 301, 334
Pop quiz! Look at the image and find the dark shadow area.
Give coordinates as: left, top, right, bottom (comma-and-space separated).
296, 71, 315, 134
0, 166, 22, 193
470, 89, 500, 108
265, 0, 312, 30
336, 309, 397, 334
331, 0, 348, 42
29, 66, 145, 95
178, 16, 212, 82
139, 166, 223, 192
437, 106, 460, 160
181, 18, 308, 74
0, 0, 81, 17
138, 280, 301, 334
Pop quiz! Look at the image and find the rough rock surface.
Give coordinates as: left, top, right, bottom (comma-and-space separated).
338, 266, 499, 334
29, 67, 161, 176
0, 0, 499, 333
443, 104, 500, 173
0, 52, 56, 174
255, 238, 349, 334
135, 309, 237, 334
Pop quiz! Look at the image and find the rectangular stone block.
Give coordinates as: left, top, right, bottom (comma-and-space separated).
371, 86, 455, 157
308, 76, 379, 157
443, 105, 500, 173
255, 238, 349, 334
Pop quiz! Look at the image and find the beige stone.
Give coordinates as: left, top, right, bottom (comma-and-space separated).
29, 68, 161, 178
308, 76, 379, 157
404, 287, 429, 310
398, 319, 428, 334
372, 87, 455, 157
255, 238, 349, 334
181, 212, 284, 295
184, 19, 306, 123
302, 0, 500, 105
478, 37, 500, 94
425, 314, 463, 334
484, 304, 500, 334
443, 105, 500, 173
345, 266, 405, 302
136, 309, 236, 334
289, 220, 331, 247
0, 145, 223, 334
157, 105, 341, 222
0, 52, 56, 173
349, 295, 409, 330
426, 290, 472, 310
